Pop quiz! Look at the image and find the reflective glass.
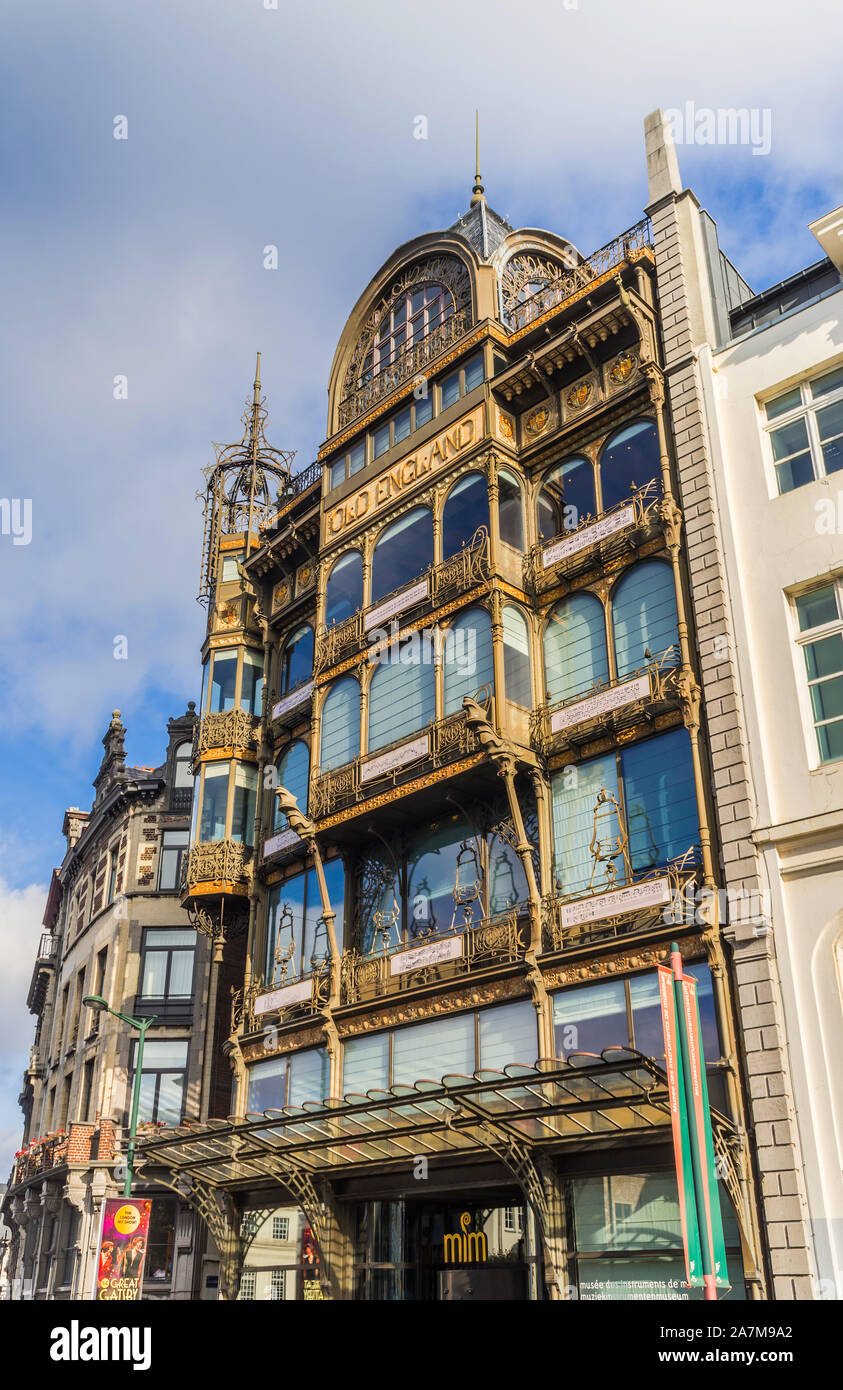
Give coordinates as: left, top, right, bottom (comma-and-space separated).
621, 728, 699, 870
551, 753, 620, 895
371, 508, 433, 602
274, 741, 310, 828
319, 678, 359, 770
502, 606, 531, 707
553, 980, 628, 1057
325, 551, 363, 626
281, 626, 313, 694
442, 472, 488, 559
288, 1048, 329, 1105
393, 1014, 474, 1085
612, 560, 680, 675
199, 762, 229, 841
478, 1000, 537, 1070
544, 593, 608, 703
599, 421, 659, 511
210, 651, 238, 713
343, 1033, 390, 1093
443, 607, 494, 715
248, 1057, 288, 1112
498, 468, 524, 549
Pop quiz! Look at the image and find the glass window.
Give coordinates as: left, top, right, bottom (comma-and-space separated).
553, 980, 629, 1056
280, 625, 313, 696
325, 551, 364, 627
407, 816, 483, 938
220, 552, 243, 582
442, 472, 488, 559
443, 607, 494, 716
231, 763, 258, 846
373, 422, 390, 459
130, 1040, 188, 1125
330, 458, 346, 490
247, 1057, 288, 1113
502, 606, 531, 707
393, 1014, 474, 1084
343, 1032, 390, 1095
538, 458, 594, 538
319, 677, 360, 770
464, 354, 484, 393
770, 416, 813, 493
811, 365, 843, 399
611, 561, 680, 676
764, 368, 843, 495
348, 440, 366, 476
544, 593, 608, 704
765, 387, 801, 420
140, 929, 195, 1000
551, 753, 620, 895
599, 421, 659, 512
272, 1216, 290, 1240
796, 583, 838, 631
288, 1048, 329, 1106
265, 861, 342, 981
173, 742, 193, 788
478, 1000, 537, 1070
106, 853, 117, 904
209, 650, 238, 713
794, 582, 843, 762
242, 650, 264, 716
498, 468, 524, 549
621, 728, 699, 871
198, 761, 230, 841
440, 370, 461, 410
144, 1200, 176, 1285
371, 507, 433, 603
158, 829, 190, 891
394, 406, 412, 444
274, 741, 310, 828
368, 643, 435, 753
414, 393, 433, 428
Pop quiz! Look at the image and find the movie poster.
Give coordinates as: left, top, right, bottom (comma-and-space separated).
95, 1198, 152, 1301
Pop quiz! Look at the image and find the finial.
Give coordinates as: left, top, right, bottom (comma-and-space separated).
253, 350, 262, 403
471, 109, 485, 206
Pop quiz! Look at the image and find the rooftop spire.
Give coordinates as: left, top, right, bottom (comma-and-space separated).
248, 351, 262, 463
471, 109, 485, 206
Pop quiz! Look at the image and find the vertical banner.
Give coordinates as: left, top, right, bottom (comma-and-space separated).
95, 1198, 152, 1301
301, 1223, 323, 1300
657, 964, 702, 1286
678, 972, 730, 1291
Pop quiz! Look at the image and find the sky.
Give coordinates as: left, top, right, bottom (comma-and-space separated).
1, 0, 841, 1170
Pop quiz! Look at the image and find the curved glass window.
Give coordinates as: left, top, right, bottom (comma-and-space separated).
612, 561, 680, 677
443, 607, 494, 715
599, 419, 659, 512
274, 741, 310, 830
231, 764, 258, 846
543, 593, 608, 704
371, 507, 433, 604
319, 678, 359, 771
498, 468, 524, 550
368, 643, 435, 753
241, 650, 264, 717
407, 816, 483, 937
537, 458, 594, 540
441, 473, 488, 559
503, 606, 532, 707
209, 649, 238, 713
199, 761, 229, 841
551, 752, 620, 896
622, 728, 698, 872
280, 625, 314, 695
325, 551, 363, 627
265, 860, 345, 983
364, 283, 454, 384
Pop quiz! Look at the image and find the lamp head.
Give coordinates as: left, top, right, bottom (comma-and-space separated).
82, 995, 108, 1013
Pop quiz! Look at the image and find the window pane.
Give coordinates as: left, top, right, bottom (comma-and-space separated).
210, 651, 238, 712
242, 651, 264, 716
136, 1072, 158, 1125
330, 459, 346, 490
393, 407, 411, 444
478, 1000, 537, 1070
498, 469, 523, 549
503, 606, 531, 706
199, 762, 230, 841
574, 1173, 685, 1251
288, 1047, 329, 1105
174, 743, 193, 787
540, 458, 594, 535
544, 593, 608, 703
621, 728, 699, 871
795, 585, 838, 631
599, 421, 659, 512
810, 366, 843, 399
443, 608, 494, 716
323, 857, 345, 953
765, 387, 801, 419
442, 472, 488, 559
168, 951, 194, 998
414, 394, 433, 427
144, 932, 195, 948
775, 452, 815, 494
348, 441, 366, 475
553, 981, 629, 1056
156, 1073, 184, 1125
319, 678, 360, 770
281, 626, 314, 694
770, 416, 809, 461
275, 741, 310, 828
158, 849, 180, 892
325, 551, 363, 627
373, 424, 390, 459
440, 371, 460, 410
551, 754, 620, 895
265, 875, 305, 980
612, 561, 679, 676
818, 399, 843, 474
132, 1041, 189, 1069
248, 1058, 288, 1112
368, 646, 435, 751
804, 633, 843, 680
393, 1014, 474, 1084
684, 962, 721, 1064
629, 972, 663, 1059
818, 720, 843, 762
464, 355, 484, 392
407, 816, 482, 937
231, 763, 258, 845
342, 1033, 389, 1094
141, 951, 168, 998
371, 508, 433, 602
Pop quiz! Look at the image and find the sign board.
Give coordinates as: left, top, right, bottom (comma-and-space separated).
365, 579, 429, 633
272, 681, 313, 722
361, 733, 429, 783
542, 504, 635, 569
255, 978, 312, 1014
94, 1198, 152, 1301
390, 934, 462, 976
559, 877, 670, 928
263, 829, 301, 858
549, 674, 650, 733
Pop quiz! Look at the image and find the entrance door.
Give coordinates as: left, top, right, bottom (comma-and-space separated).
439, 1267, 528, 1300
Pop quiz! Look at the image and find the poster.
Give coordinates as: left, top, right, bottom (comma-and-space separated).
95, 1198, 152, 1301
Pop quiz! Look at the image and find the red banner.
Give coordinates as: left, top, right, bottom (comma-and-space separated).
95, 1198, 152, 1301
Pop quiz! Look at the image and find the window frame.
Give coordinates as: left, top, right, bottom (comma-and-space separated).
790, 575, 843, 767
762, 366, 843, 496
158, 829, 191, 892
129, 1038, 189, 1126
138, 927, 196, 1004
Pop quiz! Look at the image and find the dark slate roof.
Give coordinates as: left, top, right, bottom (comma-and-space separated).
448, 201, 514, 262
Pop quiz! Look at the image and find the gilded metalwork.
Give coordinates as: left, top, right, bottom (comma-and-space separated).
193, 708, 260, 761
523, 477, 665, 594
182, 839, 251, 891
500, 221, 652, 333
541, 849, 702, 954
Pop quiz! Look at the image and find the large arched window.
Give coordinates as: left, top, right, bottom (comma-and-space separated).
368, 644, 435, 753
371, 507, 433, 603
441, 473, 488, 559
444, 607, 494, 716
612, 561, 680, 677
503, 606, 532, 707
325, 551, 363, 627
366, 284, 455, 383
274, 741, 310, 830
498, 468, 524, 550
599, 420, 659, 512
319, 678, 359, 771
280, 625, 314, 695
544, 593, 608, 704
536, 458, 595, 540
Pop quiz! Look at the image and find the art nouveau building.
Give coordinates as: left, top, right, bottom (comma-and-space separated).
135, 133, 813, 1301
2, 708, 212, 1300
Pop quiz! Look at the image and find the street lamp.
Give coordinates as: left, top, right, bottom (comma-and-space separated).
83, 995, 157, 1199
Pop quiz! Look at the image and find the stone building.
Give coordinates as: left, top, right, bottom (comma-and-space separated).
2, 706, 212, 1300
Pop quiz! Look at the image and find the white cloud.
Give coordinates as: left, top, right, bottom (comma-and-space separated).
0, 879, 49, 1174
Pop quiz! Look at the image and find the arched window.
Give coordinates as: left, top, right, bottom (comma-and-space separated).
498, 468, 524, 550
364, 283, 455, 384
612, 561, 680, 677
536, 458, 595, 540
444, 607, 494, 716
407, 816, 483, 937
503, 606, 532, 707
599, 419, 659, 512
441, 473, 488, 559
371, 507, 433, 603
274, 741, 310, 830
543, 593, 608, 704
325, 551, 363, 627
280, 625, 314, 695
173, 741, 193, 788
368, 644, 435, 753
319, 678, 359, 771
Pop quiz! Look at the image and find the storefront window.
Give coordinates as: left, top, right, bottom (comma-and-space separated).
144, 1200, 176, 1285
247, 1049, 328, 1113
238, 1206, 320, 1301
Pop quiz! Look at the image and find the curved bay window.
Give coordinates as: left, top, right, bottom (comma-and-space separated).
502, 605, 532, 707
599, 419, 660, 513
325, 550, 364, 627
209, 648, 238, 712
550, 727, 699, 895
498, 468, 524, 550
443, 607, 493, 716
537, 457, 595, 539
371, 507, 433, 605
206, 646, 264, 715
280, 624, 314, 695
544, 592, 608, 704
195, 758, 258, 847
368, 645, 435, 753
273, 741, 310, 829
319, 677, 360, 771
441, 472, 488, 559
264, 860, 345, 982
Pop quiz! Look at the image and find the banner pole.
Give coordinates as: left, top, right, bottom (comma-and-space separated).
671, 941, 717, 1301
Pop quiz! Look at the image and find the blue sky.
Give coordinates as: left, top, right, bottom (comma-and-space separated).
1, 0, 841, 1169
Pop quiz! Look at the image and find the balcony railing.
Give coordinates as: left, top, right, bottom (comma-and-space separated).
337, 310, 471, 430
261, 461, 322, 530
193, 708, 260, 762
541, 850, 702, 955
233, 964, 331, 1034
340, 910, 529, 1006
502, 219, 653, 334
10, 1133, 69, 1187
309, 704, 486, 821
530, 649, 683, 756
269, 677, 314, 728
181, 839, 252, 893
314, 528, 491, 676
523, 479, 665, 594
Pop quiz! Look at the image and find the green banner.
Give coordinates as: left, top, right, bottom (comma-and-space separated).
657, 964, 702, 1287
678, 971, 730, 1290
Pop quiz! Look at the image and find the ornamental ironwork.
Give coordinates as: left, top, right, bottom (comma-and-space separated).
529, 648, 684, 756
233, 964, 331, 1033
500, 220, 652, 333
523, 477, 664, 594
193, 708, 260, 761
182, 839, 251, 890
541, 849, 702, 955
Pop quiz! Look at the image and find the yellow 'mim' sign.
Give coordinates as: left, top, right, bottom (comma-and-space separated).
443, 1211, 488, 1264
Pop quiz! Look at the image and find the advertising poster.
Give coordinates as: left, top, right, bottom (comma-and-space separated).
95, 1198, 152, 1301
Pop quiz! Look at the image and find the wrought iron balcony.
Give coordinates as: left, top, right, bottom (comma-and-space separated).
540, 850, 702, 955
192, 708, 260, 762
181, 839, 252, 893
309, 705, 486, 822
340, 909, 529, 1006
530, 649, 683, 757
314, 528, 491, 676
337, 310, 471, 430
261, 460, 322, 531
502, 219, 653, 335
523, 480, 666, 595
27, 932, 58, 1014
233, 964, 331, 1034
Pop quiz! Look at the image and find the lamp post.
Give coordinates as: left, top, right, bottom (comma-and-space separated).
83, 996, 157, 1199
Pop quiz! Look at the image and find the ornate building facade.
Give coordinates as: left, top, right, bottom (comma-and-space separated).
134, 125, 821, 1301
2, 708, 212, 1300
